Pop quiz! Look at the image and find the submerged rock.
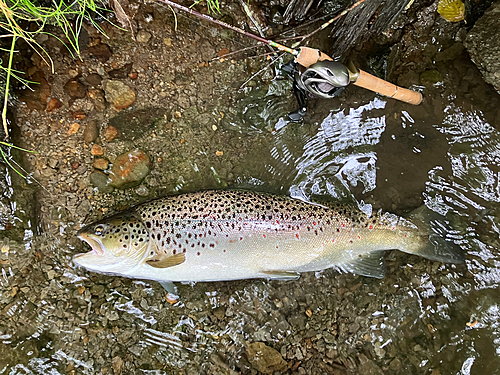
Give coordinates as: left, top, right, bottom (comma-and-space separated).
109, 149, 150, 189
90, 171, 113, 193
464, 1, 500, 93
246, 342, 287, 374
19, 70, 50, 111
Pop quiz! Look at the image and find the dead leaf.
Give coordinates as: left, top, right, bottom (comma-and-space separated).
110, 0, 135, 37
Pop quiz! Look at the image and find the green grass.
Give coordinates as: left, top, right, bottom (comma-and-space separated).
192, 0, 221, 13
0, 0, 110, 177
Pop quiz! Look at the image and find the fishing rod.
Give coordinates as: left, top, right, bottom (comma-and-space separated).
156, 0, 423, 106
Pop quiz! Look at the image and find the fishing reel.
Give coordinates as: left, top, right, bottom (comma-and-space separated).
282, 59, 350, 121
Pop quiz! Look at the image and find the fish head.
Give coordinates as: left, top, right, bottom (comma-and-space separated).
74, 211, 152, 275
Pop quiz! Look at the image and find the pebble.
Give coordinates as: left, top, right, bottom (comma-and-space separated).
83, 120, 99, 143
67, 122, 80, 135
108, 63, 133, 79
86, 73, 103, 86
91, 144, 104, 156
109, 149, 150, 189
90, 171, 113, 193
104, 80, 136, 110
92, 158, 109, 170
136, 30, 152, 43
88, 43, 112, 63
20, 70, 51, 111
246, 342, 287, 374
46, 98, 63, 113
104, 125, 118, 142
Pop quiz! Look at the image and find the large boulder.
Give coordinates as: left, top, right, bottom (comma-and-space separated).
464, 0, 500, 93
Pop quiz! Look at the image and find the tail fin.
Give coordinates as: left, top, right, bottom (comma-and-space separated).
408, 205, 465, 264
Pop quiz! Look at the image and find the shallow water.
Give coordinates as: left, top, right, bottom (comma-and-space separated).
2, 6, 500, 375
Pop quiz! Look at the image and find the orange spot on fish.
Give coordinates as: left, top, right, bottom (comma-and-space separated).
276, 220, 280, 224
332, 239, 335, 243
392, 226, 396, 230
369, 225, 374, 230
276, 245, 279, 249
341, 223, 346, 227
263, 234, 266, 238
313, 221, 317, 226
295, 233, 300, 240
357, 235, 361, 240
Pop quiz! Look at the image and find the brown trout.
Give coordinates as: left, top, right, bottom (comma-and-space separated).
74, 190, 463, 283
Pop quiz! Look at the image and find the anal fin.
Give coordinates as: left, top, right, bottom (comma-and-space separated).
338, 251, 386, 279
260, 270, 301, 281
147, 253, 185, 268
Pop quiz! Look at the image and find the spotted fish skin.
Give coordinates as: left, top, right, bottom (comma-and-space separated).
74, 190, 463, 282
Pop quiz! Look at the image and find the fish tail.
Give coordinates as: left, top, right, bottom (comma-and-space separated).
406, 206, 465, 264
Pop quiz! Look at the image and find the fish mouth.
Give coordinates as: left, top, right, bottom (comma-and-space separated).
76, 232, 104, 257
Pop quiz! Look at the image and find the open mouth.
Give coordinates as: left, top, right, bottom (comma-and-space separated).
76, 233, 104, 257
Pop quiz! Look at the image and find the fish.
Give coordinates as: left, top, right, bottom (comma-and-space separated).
74, 190, 464, 284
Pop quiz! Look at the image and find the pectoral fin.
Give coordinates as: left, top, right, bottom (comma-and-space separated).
260, 270, 301, 281
338, 251, 385, 279
147, 253, 185, 268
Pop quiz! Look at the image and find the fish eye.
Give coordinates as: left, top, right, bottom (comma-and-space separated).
94, 224, 107, 236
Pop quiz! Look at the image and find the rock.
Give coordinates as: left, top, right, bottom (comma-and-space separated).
91, 144, 104, 156
67, 122, 80, 135
104, 125, 119, 142
109, 149, 150, 189
46, 98, 63, 112
90, 171, 113, 193
112, 356, 124, 375
19, 70, 50, 111
389, 358, 402, 371
86, 73, 103, 86
108, 63, 133, 79
92, 158, 109, 170
104, 80, 136, 110
246, 342, 287, 374
71, 110, 86, 120
357, 354, 384, 375
83, 120, 99, 143
88, 43, 112, 63
464, 1, 500, 93
136, 30, 152, 43
64, 79, 87, 99
434, 42, 464, 62
420, 69, 442, 86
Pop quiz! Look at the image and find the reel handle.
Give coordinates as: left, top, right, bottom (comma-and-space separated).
295, 47, 423, 106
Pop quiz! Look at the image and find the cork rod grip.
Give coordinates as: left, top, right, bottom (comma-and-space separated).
295, 47, 423, 105
354, 70, 423, 105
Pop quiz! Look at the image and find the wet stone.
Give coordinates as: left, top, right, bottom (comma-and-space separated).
108, 63, 133, 79
420, 69, 443, 86
88, 43, 112, 63
91, 144, 104, 156
246, 342, 287, 374
19, 70, 51, 111
104, 125, 119, 142
88, 88, 106, 112
109, 149, 150, 189
90, 171, 113, 193
92, 158, 109, 171
83, 120, 99, 143
86, 73, 103, 86
46, 98, 63, 113
64, 79, 87, 99
104, 80, 136, 110
136, 30, 152, 43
